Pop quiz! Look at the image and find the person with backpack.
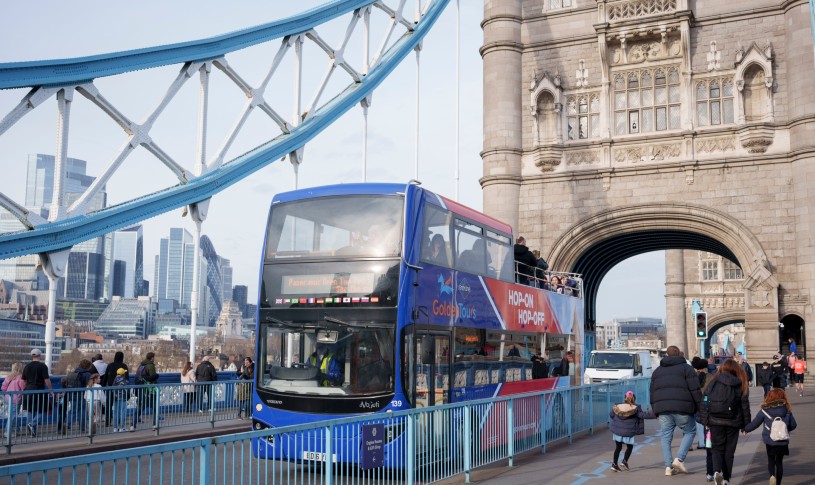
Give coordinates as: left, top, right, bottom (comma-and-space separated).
134, 352, 159, 427
691, 357, 715, 481
650, 345, 703, 476
21, 348, 53, 437
194, 355, 217, 413
607, 391, 655, 472
110, 367, 132, 432
699, 359, 752, 485
103, 351, 128, 426
65, 359, 93, 433
742, 388, 797, 485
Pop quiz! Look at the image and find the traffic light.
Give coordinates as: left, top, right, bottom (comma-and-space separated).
695, 312, 708, 339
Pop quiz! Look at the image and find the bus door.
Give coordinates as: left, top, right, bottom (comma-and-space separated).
414, 332, 450, 461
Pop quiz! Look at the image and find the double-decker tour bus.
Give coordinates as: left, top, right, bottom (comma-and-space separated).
253, 182, 583, 466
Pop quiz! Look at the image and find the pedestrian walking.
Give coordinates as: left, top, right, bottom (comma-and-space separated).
608, 391, 654, 472
236, 357, 254, 419
21, 348, 53, 437
110, 367, 131, 432
743, 388, 797, 485
699, 359, 752, 485
691, 357, 715, 481
103, 352, 128, 426
134, 352, 159, 427
791, 356, 806, 396
84, 373, 103, 434
756, 361, 774, 397
65, 359, 93, 432
650, 345, 703, 476
195, 355, 217, 413
1, 362, 25, 437
181, 361, 197, 412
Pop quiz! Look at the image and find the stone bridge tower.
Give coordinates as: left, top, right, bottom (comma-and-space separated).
481, 0, 815, 359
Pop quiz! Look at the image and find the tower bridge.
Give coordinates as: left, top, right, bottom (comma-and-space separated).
482, 0, 815, 360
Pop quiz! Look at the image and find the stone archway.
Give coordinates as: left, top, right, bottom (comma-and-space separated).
547, 202, 779, 359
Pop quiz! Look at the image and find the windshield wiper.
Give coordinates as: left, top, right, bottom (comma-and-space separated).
323, 315, 393, 330
324, 316, 353, 327
265, 316, 306, 329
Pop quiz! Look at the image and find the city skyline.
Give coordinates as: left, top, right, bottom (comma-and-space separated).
0, 1, 666, 325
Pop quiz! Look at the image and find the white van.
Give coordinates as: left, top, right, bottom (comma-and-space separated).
583, 349, 654, 385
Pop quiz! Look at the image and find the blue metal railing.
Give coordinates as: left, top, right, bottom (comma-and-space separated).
0, 378, 651, 484
0, 378, 253, 452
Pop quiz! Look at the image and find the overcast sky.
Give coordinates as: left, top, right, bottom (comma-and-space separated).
0, 1, 665, 323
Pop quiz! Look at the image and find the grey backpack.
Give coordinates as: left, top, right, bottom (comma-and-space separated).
762, 410, 790, 441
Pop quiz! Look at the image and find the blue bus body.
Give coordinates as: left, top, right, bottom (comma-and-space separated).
251, 182, 583, 466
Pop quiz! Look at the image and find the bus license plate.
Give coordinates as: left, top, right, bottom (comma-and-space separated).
302, 451, 336, 462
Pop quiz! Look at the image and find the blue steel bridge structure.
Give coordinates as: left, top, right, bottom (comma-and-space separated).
0, 0, 453, 366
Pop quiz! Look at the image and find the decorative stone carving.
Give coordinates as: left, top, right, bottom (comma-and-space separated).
614, 143, 681, 163
607, 0, 678, 22
707, 41, 721, 71
575, 60, 589, 88
611, 39, 681, 65
741, 137, 773, 154
565, 150, 600, 165
534, 147, 564, 172
535, 157, 562, 172
697, 136, 736, 154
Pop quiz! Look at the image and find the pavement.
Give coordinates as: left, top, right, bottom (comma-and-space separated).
439, 386, 813, 485
0, 417, 253, 466
2, 386, 811, 484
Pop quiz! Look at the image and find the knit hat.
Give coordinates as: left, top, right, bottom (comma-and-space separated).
116, 368, 127, 375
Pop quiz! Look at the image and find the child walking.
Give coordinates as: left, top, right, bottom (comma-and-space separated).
743, 388, 797, 485
609, 391, 655, 472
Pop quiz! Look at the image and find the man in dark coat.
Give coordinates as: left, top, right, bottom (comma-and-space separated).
104, 351, 129, 426
195, 356, 218, 413
650, 345, 703, 476
513, 236, 537, 285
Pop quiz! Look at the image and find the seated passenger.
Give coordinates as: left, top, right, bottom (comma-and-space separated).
457, 239, 490, 275
507, 345, 521, 357
427, 234, 449, 266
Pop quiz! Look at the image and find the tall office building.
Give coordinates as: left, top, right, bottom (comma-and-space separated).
232, 285, 248, 317
154, 228, 208, 324
24, 154, 111, 301
111, 225, 144, 298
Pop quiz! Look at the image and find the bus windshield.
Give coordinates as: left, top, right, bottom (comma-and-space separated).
588, 352, 635, 369
265, 195, 403, 260
260, 323, 394, 397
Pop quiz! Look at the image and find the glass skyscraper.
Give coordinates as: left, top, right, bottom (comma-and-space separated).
111, 225, 144, 298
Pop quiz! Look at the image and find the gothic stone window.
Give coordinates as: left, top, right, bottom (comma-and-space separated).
696, 78, 734, 127
701, 260, 719, 281
547, 0, 572, 9
566, 94, 600, 140
614, 67, 681, 135
723, 259, 743, 280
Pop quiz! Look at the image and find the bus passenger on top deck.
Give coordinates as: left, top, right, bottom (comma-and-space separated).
428, 234, 448, 266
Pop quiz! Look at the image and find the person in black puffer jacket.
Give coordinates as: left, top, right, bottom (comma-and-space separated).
608, 391, 655, 472
513, 237, 537, 285
650, 346, 703, 476
743, 388, 797, 485
699, 359, 752, 485
103, 352, 129, 426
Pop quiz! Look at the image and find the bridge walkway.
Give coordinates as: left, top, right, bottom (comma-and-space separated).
439, 388, 813, 485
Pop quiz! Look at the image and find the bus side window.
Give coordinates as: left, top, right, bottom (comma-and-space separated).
421, 205, 452, 268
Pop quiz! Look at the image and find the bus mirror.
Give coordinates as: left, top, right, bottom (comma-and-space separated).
317, 330, 338, 343
421, 337, 435, 364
